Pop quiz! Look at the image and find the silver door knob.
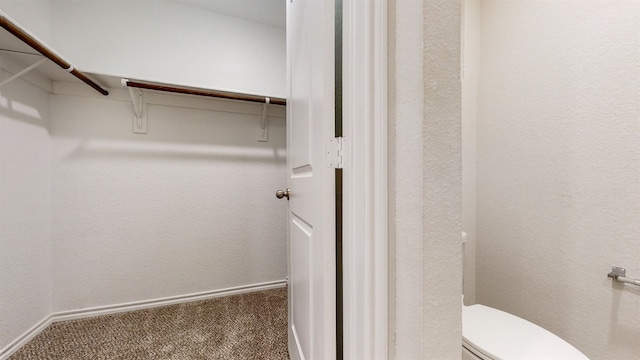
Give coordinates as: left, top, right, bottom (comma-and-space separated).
276, 188, 290, 200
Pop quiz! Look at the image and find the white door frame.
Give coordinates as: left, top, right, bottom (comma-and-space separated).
342, 0, 388, 359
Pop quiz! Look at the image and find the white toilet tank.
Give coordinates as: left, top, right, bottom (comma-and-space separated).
462, 303, 589, 360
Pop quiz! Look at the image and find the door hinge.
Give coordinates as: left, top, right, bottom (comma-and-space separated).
326, 137, 344, 169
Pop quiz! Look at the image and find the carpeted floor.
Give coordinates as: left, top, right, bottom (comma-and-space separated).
10, 288, 289, 360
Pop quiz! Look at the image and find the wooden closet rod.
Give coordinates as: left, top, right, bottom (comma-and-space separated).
124, 80, 287, 106
0, 15, 109, 96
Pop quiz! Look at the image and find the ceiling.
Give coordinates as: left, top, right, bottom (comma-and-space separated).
169, 0, 285, 28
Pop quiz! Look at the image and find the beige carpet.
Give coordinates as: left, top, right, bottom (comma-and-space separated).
10, 288, 289, 360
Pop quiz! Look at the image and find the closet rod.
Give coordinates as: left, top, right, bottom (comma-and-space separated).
0, 14, 109, 96
124, 80, 287, 106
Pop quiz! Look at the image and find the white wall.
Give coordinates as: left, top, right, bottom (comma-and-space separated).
476, 1, 640, 359
461, 0, 480, 305
390, 0, 462, 358
0, 67, 52, 353
0, 0, 51, 44
49, 0, 286, 98
421, 0, 462, 357
50, 87, 287, 311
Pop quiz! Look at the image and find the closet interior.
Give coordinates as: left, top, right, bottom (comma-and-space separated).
0, 2, 287, 358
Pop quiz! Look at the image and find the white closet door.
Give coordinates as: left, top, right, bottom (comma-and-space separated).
285, 0, 336, 359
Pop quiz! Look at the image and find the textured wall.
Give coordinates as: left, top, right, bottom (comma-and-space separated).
390, 0, 462, 358
422, 0, 462, 357
0, 72, 52, 352
476, 1, 640, 359
462, 0, 480, 305
391, 0, 425, 356
50, 91, 287, 312
49, 0, 286, 97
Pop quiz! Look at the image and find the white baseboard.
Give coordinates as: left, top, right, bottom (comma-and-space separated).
0, 315, 53, 360
0, 280, 287, 360
52, 280, 287, 322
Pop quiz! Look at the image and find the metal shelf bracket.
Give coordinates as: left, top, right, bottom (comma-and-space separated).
0, 57, 46, 88
257, 97, 270, 142
122, 78, 147, 134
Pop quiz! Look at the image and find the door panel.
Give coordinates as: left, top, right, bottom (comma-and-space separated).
289, 0, 311, 170
290, 213, 312, 357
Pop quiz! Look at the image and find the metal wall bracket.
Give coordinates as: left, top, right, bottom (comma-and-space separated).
122, 78, 147, 134
257, 97, 270, 142
608, 266, 640, 286
0, 57, 46, 88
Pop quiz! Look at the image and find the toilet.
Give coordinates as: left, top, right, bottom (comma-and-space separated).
461, 231, 589, 359
462, 301, 589, 359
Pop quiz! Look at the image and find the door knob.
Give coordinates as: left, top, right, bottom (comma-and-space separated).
276, 188, 290, 200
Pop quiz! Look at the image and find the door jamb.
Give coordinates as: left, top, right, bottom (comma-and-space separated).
342, 0, 388, 358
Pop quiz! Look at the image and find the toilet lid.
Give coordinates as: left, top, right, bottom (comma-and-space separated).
462, 304, 589, 360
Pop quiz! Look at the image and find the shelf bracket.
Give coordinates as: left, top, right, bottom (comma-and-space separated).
0, 57, 47, 89
122, 78, 147, 134
257, 97, 270, 142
